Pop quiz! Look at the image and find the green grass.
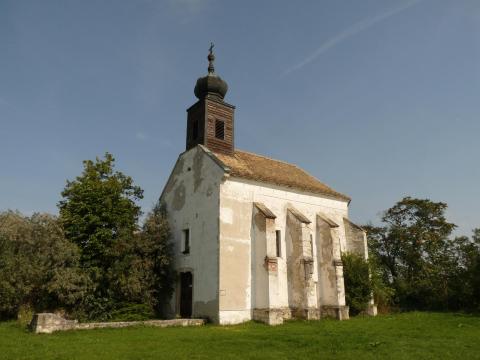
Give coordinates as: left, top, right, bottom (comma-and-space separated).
1, 312, 479, 359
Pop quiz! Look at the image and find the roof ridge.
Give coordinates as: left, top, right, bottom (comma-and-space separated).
234, 149, 302, 167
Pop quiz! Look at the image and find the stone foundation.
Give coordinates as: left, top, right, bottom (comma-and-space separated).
252, 308, 292, 325
253, 307, 323, 325
30, 313, 204, 334
291, 307, 321, 320
320, 305, 349, 320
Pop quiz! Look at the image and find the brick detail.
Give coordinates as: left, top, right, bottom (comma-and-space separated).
264, 256, 278, 273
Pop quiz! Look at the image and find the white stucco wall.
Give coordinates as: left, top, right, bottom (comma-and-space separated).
162, 146, 361, 324
160, 146, 225, 322
218, 177, 350, 324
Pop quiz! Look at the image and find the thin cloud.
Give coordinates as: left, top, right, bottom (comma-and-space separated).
136, 131, 148, 141
282, 0, 423, 76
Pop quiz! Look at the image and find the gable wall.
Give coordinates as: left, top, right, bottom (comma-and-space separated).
160, 146, 225, 322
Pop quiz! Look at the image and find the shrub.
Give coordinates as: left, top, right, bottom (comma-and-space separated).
341, 252, 373, 316
109, 303, 156, 322
0, 211, 89, 320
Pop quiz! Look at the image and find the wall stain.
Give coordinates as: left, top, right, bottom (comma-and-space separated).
193, 148, 204, 192
194, 299, 219, 323
164, 157, 185, 195
172, 180, 186, 211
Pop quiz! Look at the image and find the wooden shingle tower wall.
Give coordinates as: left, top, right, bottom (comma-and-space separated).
186, 44, 235, 155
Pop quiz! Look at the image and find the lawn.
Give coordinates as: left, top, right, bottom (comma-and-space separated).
1, 312, 479, 359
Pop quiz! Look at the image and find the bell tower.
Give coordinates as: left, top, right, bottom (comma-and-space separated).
186, 44, 235, 155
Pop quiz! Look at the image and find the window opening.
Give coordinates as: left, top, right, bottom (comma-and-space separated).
182, 229, 190, 254
215, 119, 225, 140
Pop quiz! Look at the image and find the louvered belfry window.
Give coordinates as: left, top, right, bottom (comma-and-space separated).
215, 119, 225, 140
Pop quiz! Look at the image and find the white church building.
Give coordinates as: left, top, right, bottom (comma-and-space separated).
160, 47, 375, 325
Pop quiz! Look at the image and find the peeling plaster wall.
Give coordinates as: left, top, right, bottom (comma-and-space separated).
218, 195, 253, 324
316, 218, 347, 307
252, 210, 269, 309
219, 178, 350, 323
285, 213, 306, 310
343, 219, 368, 259
160, 147, 224, 323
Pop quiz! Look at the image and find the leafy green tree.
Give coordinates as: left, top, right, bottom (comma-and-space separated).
0, 211, 89, 320
138, 203, 175, 314
472, 229, 480, 310
105, 204, 174, 318
58, 152, 143, 268
364, 197, 480, 311
58, 153, 145, 319
367, 254, 395, 313
58, 153, 174, 320
449, 229, 480, 310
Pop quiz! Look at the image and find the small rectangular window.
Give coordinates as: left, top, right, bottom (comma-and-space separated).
276, 230, 282, 258
215, 119, 225, 140
182, 229, 190, 255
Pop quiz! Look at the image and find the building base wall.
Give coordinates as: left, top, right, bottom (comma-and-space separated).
291, 307, 321, 320
321, 305, 349, 320
219, 310, 251, 325
252, 308, 292, 325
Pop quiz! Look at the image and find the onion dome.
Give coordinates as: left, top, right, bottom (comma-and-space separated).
194, 43, 228, 100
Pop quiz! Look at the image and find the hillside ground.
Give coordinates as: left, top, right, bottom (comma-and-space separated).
1, 312, 479, 359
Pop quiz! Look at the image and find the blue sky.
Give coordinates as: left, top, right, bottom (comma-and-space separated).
1, 0, 479, 235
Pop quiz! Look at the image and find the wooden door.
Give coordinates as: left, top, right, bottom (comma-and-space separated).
180, 272, 193, 318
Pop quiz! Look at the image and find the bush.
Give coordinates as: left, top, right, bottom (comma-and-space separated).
341, 253, 373, 316
109, 303, 156, 322
0, 211, 90, 320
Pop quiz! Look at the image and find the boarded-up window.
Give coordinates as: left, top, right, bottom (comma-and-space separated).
276, 230, 282, 258
215, 119, 225, 140
182, 229, 190, 254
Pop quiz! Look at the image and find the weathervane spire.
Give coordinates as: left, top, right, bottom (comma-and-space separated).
207, 42, 215, 74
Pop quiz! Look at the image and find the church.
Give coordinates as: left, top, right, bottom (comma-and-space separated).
160, 47, 376, 325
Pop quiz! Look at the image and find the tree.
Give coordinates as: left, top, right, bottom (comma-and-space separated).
105, 204, 175, 318
0, 211, 89, 320
58, 152, 143, 268
364, 197, 476, 311
449, 229, 480, 310
472, 229, 480, 309
58, 153, 175, 320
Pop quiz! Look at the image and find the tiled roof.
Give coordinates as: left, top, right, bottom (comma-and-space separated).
211, 149, 350, 201
288, 207, 312, 224
318, 213, 340, 227
254, 202, 277, 219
